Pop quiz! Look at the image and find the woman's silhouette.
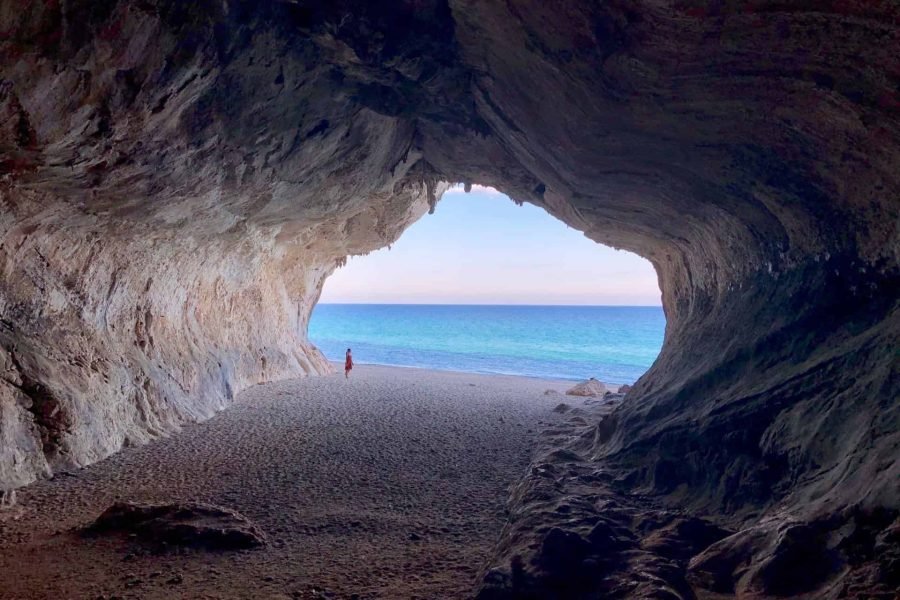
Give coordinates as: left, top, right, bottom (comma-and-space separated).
344, 348, 353, 378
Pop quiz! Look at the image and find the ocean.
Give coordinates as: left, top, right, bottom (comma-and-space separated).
308, 304, 665, 384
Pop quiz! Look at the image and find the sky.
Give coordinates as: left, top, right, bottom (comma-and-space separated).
319, 185, 661, 305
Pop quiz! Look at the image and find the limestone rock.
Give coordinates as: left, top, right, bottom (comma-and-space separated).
618, 384, 632, 394
565, 379, 608, 397
0, 2, 896, 597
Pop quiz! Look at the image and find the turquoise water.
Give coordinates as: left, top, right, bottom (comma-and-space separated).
308, 304, 665, 384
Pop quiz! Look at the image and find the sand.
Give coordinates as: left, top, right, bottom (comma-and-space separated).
0, 364, 582, 599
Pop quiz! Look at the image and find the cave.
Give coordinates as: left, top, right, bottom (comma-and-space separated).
0, 1, 897, 597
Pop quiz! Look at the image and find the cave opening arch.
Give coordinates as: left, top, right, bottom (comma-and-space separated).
309, 183, 666, 385
0, 0, 897, 596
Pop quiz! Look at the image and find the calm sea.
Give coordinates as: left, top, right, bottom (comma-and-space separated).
308, 304, 665, 384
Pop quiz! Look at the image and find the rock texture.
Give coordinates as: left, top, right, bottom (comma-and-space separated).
480, 397, 900, 598
0, 1, 897, 596
0, 1, 447, 488
85, 501, 266, 550
566, 378, 608, 397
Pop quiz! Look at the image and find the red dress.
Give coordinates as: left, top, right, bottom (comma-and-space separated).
345, 354, 353, 371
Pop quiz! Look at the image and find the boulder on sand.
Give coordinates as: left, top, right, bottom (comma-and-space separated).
565, 378, 608, 397
619, 384, 632, 394
84, 501, 266, 550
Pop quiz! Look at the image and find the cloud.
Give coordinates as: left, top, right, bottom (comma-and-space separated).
442, 183, 504, 196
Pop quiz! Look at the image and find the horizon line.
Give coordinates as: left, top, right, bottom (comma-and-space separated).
316, 302, 664, 308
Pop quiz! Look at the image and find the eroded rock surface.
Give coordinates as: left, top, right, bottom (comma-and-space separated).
85, 501, 266, 550
0, 1, 897, 596
480, 403, 899, 599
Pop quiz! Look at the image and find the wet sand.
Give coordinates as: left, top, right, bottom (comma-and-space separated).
0, 364, 578, 599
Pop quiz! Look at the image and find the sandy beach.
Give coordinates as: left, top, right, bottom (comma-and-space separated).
0, 364, 582, 599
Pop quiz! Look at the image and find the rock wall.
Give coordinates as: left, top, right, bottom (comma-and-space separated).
0, 0, 447, 487
1, 0, 897, 595
0, 176, 440, 486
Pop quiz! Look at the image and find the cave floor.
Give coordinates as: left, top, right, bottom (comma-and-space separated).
0, 364, 573, 599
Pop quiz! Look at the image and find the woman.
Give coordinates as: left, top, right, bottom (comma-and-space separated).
344, 348, 353, 379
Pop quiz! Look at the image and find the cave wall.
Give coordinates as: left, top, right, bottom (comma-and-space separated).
438, 0, 899, 520
0, 181, 443, 487
0, 0, 445, 487
0, 0, 898, 594
1, 183, 330, 487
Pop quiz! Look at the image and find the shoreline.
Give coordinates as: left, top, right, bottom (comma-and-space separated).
315, 302, 664, 308
329, 360, 626, 390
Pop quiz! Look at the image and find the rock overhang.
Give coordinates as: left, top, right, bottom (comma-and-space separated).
0, 0, 897, 594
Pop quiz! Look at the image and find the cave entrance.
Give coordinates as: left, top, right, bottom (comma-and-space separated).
309, 185, 665, 385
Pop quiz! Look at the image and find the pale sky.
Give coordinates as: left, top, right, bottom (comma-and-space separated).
319, 185, 661, 305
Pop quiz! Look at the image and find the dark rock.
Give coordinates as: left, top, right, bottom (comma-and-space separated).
642, 517, 731, 561
587, 519, 631, 554
746, 523, 841, 596
874, 520, 900, 586
536, 528, 592, 575
688, 519, 840, 596
85, 501, 266, 551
